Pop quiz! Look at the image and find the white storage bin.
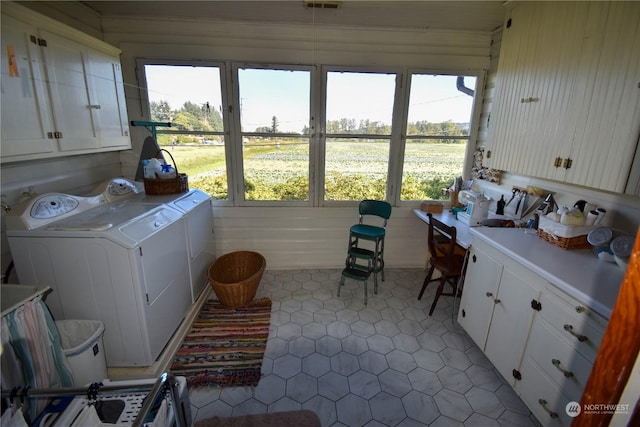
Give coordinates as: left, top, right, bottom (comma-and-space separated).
56, 320, 107, 386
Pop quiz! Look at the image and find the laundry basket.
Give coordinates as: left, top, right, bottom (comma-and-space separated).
208, 251, 266, 308
56, 320, 107, 386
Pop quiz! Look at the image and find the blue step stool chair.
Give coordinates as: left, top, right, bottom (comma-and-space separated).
337, 200, 392, 305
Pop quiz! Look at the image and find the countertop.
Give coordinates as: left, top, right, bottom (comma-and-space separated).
412, 208, 627, 319
413, 209, 473, 248
470, 227, 626, 319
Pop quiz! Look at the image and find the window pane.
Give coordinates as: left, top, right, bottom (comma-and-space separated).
325, 72, 395, 200
238, 68, 310, 201
144, 65, 228, 199
325, 138, 390, 201
401, 74, 476, 201
243, 137, 309, 201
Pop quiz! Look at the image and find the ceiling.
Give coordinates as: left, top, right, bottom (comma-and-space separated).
76, 1, 506, 32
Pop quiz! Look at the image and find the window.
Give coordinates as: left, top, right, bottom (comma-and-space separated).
400, 74, 477, 201
141, 62, 481, 206
234, 67, 311, 202
323, 71, 397, 201
142, 63, 229, 200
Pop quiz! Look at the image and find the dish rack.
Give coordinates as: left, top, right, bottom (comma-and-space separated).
1, 373, 191, 427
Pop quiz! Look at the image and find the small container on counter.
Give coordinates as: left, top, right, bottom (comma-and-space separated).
587, 227, 615, 262
585, 210, 599, 226
595, 208, 606, 224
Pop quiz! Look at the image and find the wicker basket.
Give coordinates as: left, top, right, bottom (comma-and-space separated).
537, 216, 592, 250
538, 228, 591, 250
208, 251, 266, 308
143, 149, 188, 195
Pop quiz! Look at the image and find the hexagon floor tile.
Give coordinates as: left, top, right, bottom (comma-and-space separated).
188, 269, 541, 426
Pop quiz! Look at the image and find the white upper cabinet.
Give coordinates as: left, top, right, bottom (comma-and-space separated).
1, 3, 131, 163
0, 13, 56, 157
40, 29, 100, 152
486, 1, 640, 194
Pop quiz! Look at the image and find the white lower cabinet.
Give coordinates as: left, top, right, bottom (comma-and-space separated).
517, 284, 607, 426
458, 242, 607, 425
484, 268, 540, 386
458, 241, 542, 386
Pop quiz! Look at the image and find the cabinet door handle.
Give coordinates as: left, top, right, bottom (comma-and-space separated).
575, 305, 586, 313
485, 292, 500, 303
88, 104, 102, 109
564, 324, 588, 342
552, 358, 574, 378
538, 399, 559, 419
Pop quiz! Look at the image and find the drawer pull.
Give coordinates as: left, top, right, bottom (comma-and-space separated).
538, 399, 559, 419
575, 305, 586, 313
486, 292, 494, 298
564, 324, 588, 342
552, 358, 574, 378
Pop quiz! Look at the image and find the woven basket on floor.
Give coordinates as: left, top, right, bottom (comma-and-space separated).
208, 251, 266, 308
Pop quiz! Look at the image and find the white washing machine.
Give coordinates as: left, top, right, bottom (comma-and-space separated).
5, 183, 192, 367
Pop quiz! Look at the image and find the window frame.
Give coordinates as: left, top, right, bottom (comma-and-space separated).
136, 58, 235, 205
229, 63, 317, 207
319, 65, 404, 206
137, 58, 485, 207
391, 68, 486, 206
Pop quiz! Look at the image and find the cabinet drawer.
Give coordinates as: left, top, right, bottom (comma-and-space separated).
539, 286, 606, 362
519, 357, 576, 426
527, 319, 594, 401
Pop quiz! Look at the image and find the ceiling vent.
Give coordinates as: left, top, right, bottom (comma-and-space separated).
304, 1, 343, 9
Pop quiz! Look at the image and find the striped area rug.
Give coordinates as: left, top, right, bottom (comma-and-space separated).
170, 297, 272, 388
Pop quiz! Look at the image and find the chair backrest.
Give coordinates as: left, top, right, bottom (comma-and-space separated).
359, 200, 392, 228
426, 213, 458, 270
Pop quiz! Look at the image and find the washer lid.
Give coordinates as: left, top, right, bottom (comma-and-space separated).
46, 200, 161, 232
5, 193, 107, 230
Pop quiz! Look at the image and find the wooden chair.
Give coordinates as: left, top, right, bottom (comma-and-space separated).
418, 213, 466, 316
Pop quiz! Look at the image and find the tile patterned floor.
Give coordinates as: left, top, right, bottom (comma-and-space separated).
189, 269, 542, 426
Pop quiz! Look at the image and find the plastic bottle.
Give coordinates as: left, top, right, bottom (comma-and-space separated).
149, 158, 163, 178
143, 159, 156, 179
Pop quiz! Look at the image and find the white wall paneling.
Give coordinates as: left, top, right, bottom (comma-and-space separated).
213, 206, 428, 270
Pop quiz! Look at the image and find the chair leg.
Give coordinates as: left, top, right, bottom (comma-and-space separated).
364, 278, 368, 305
373, 270, 378, 295
429, 276, 448, 316
418, 266, 435, 300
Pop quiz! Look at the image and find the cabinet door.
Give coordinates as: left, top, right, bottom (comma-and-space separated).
0, 13, 56, 159
457, 248, 503, 350
484, 268, 541, 386
86, 50, 131, 148
39, 29, 99, 151
487, 2, 589, 176
561, 1, 640, 192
